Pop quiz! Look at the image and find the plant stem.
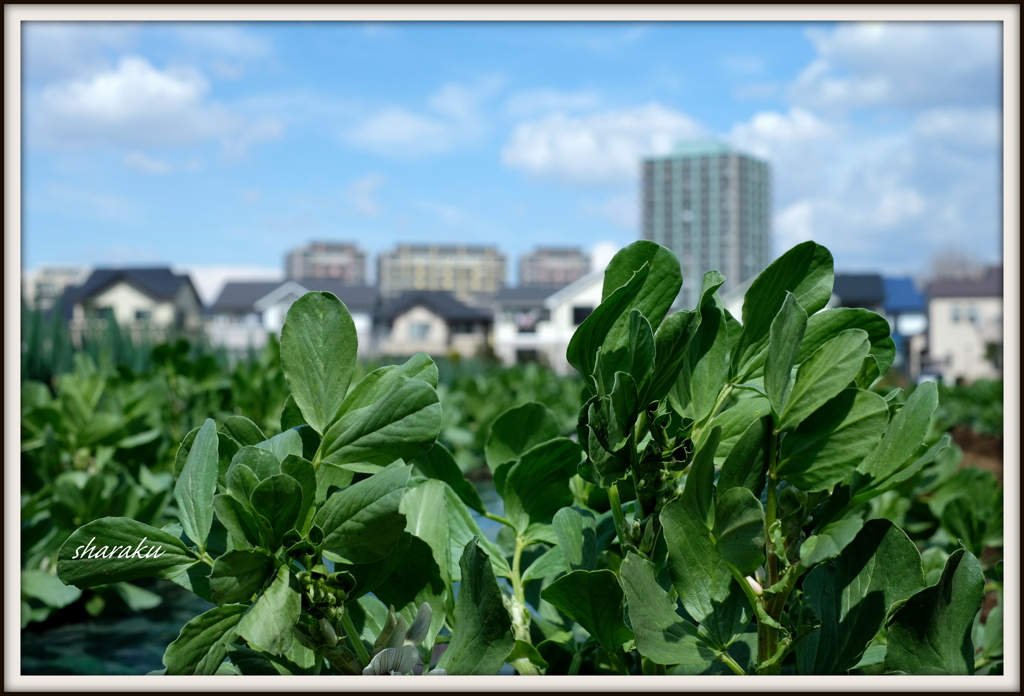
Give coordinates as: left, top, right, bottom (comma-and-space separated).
759, 426, 781, 670
507, 534, 543, 676
568, 651, 583, 675
607, 483, 628, 551
719, 652, 747, 676
340, 609, 371, 668
484, 511, 515, 529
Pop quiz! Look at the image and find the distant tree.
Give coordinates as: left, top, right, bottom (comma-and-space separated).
928, 245, 986, 281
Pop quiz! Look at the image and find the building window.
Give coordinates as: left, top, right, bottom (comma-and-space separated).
409, 322, 430, 340
452, 321, 474, 334
951, 305, 960, 322
573, 306, 594, 325
967, 306, 978, 324
135, 310, 152, 321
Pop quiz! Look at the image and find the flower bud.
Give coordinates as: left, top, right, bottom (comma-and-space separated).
319, 616, 338, 648
745, 576, 764, 596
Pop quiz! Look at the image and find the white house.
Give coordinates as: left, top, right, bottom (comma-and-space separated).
207, 280, 377, 356
60, 268, 203, 342
492, 270, 605, 375
926, 267, 1003, 384
375, 291, 492, 358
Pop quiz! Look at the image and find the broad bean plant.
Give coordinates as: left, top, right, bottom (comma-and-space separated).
56, 241, 992, 676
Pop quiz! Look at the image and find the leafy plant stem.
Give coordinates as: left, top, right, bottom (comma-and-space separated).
484, 511, 515, 529
568, 651, 584, 675
506, 534, 543, 675
607, 483, 628, 551
341, 608, 371, 668
760, 426, 781, 670
719, 651, 747, 676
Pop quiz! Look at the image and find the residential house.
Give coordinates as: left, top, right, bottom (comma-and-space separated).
492, 270, 605, 375
60, 267, 203, 342
926, 266, 1003, 384
376, 291, 492, 358
207, 280, 377, 355
882, 277, 928, 378
831, 274, 886, 313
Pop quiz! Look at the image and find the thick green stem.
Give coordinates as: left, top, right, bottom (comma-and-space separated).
341, 609, 371, 668
719, 651, 747, 676
507, 535, 542, 676
484, 511, 515, 529
759, 427, 781, 670
607, 483, 628, 551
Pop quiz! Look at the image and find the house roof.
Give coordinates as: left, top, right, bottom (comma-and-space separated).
928, 266, 1003, 299
832, 274, 885, 308
883, 277, 926, 313
382, 291, 493, 323
211, 281, 378, 314
493, 284, 567, 309
544, 269, 605, 309
60, 267, 200, 320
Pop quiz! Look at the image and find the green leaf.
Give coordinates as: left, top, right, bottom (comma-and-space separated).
484, 402, 561, 473
799, 517, 865, 567
553, 506, 597, 572
318, 375, 441, 467
798, 520, 925, 674
542, 570, 633, 652
164, 558, 214, 603
522, 545, 565, 582
174, 418, 219, 552
415, 442, 485, 514
777, 329, 870, 433
436, 538, 516, 675
795, 307, 896, 377
764, 292, 808, 417
501, 438, 584, 533
619, 552, 717, 668
280, 394, 305, 431
209, 549, 274, 605
111, 581, 162, 611
712, 488, 765, 576
57, 517, 198, 589
601, 240, 682, 333
237, 565, 302, 656
162, 604, 247, 675
716, 416, 769, 499
173, 428, 239, 482
280, 291, 358, 436
341, 354, 439, 416
213, 493, 261, 550
400, 479, 510, 586
227, 455, 265, 496
221, 416, 266, 448
886, 548, 985, 674
255, 429, 303, 463
20, 570, 82, 608
851, 381, 939, 503
281, 454, 316, 533
696, 396, 770, 467
370, 535, 448, 654
674, 297, 731, 424
596, 309, 656, 399
250, 474, 302, 550
649, 309, 697, 402
566, 265, 648, 382
777, 388, 890, 491
505, 640, 549, 671
314, 461, 411, 564
682, 426, 720, 529
731, 241, 834, 382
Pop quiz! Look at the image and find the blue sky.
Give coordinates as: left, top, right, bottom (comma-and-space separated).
19, 19, 1005, 302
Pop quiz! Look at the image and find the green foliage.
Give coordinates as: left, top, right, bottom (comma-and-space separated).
37, 239, 1000, 677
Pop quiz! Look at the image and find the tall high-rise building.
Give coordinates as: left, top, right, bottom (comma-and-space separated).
519, 247, 590, 287
285, 241, 366, 284
378, 244, 506, 304
642, 140, 771, 308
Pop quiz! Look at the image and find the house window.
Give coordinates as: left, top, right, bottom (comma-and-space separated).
409, 322, 430, 340
452, 322, 474, 334
951, 305, 960, 322
135, 310, 152, 321
967, 306, 978, 324
573, 306, 594, 326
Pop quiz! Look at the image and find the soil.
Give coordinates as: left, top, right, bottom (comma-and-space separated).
950, 426, 1004, 486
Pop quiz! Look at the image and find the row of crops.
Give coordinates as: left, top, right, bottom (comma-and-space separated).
19, 242, 1004, 676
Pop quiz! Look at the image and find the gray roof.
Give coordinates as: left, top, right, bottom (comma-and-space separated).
832, 274, 885, 308
928, 267, 1003, 299
211, 281, 378, 314
382, 291, 492, 323
492, 284, 566, 309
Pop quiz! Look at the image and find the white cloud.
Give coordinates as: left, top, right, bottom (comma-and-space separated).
347, 174, 386, 217
791, 23, 1002, 111
502, 103, 707, 186
503, 89, 601, 118
345, 76, 502, 157
123, 151, 204, 174
29, 56, 280, 157
22, 23, 139, 81
912, 107, 1002, 151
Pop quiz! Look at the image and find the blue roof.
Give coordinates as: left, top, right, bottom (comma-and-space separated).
883, 277, 925, 313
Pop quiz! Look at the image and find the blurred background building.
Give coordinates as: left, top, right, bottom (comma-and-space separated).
285, 241, 366, 284
642, 140, 771, 309
377, 244, 506, 304
518, 247, 590, 287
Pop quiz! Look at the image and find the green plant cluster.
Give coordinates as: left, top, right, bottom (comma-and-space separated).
47, 240, 1002, 676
